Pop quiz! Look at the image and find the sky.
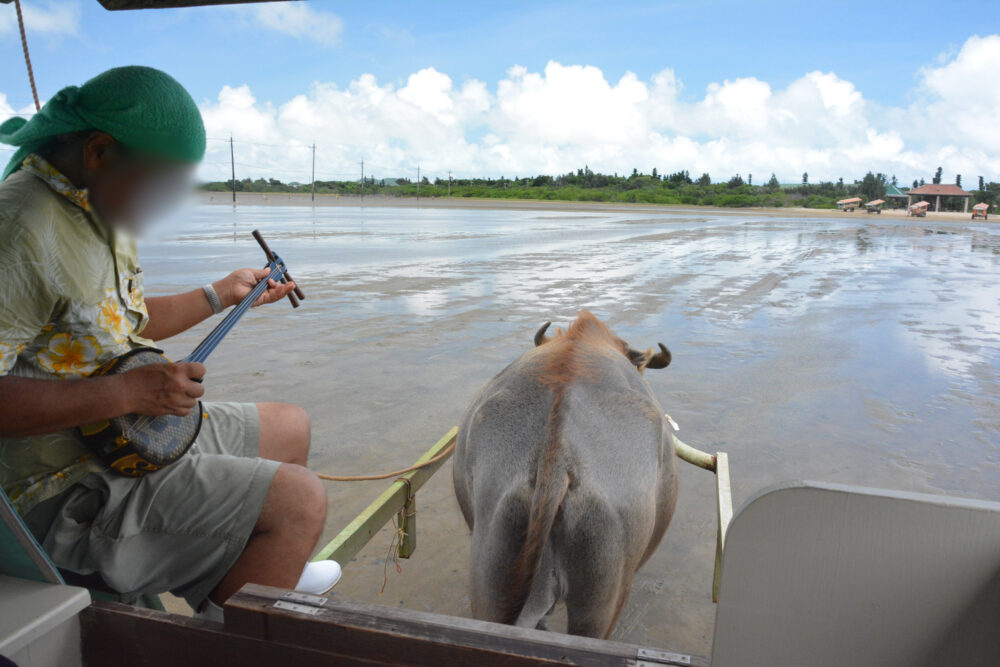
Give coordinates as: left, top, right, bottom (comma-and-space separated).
1, 0, 999, 185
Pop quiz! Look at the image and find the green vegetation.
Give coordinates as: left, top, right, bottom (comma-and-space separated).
201, 167, 1000, 210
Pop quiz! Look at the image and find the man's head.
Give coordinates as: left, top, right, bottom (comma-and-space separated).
39, 129, 196, 233
0, 66, 206, 232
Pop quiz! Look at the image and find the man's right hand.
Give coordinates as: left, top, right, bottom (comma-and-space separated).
120, 361, 206, 417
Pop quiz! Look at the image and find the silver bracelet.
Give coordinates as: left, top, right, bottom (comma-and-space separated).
202, 284, 224, 314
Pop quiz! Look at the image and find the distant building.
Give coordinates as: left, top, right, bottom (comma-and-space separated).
885, 183, 909, 208
906, 184, 972, 213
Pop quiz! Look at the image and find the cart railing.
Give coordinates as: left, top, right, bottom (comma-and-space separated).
315, 425, 733, 604
313, 427, 458, 565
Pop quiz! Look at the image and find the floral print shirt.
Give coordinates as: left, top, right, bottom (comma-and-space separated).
0, 154, 153, 515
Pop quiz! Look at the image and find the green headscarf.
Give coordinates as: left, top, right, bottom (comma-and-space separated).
1, 66, 206, 180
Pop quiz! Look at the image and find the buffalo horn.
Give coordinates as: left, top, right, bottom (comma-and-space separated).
645, 343, 672, 369
534, 321, 552, 346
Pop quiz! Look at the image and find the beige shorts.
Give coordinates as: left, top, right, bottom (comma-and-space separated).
24, 402, 279, 609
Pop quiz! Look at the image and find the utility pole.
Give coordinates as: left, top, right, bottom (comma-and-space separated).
361, 159, 364, 201
229, 135, 236, 204
416, 164, 420, 200
310, 143, 316, 202
448, 169, 452, 197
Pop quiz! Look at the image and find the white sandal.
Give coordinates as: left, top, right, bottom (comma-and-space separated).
295, 560, 342, 595
194, 559, 342, 622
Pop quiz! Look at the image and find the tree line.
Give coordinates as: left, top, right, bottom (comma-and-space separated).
201, 167, 999, 211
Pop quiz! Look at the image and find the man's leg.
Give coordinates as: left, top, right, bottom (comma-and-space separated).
208, 462, 326, 603
257, 402, 311, 465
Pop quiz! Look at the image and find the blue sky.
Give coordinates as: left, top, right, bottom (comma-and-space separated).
2, 1, 996, 109
2, 1, 999, 182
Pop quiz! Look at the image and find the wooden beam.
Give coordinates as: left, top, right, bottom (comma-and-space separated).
713, 451, 733, 604
98, 0, 280, 9
670, 433, 734, 603
225, 583, 707, 666
312, 427, 457, 565
79, 601, 374, 667
397, 491, 416, 559
672, 434, 716, 472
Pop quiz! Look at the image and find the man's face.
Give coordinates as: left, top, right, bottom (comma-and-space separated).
84, 134, 196, 235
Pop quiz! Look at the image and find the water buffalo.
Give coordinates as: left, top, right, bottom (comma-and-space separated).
453, 311, 677, 638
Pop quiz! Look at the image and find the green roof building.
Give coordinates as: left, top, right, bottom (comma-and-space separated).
885, 183, 908, 207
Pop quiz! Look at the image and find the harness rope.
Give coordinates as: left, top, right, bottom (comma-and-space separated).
315, 439, 456, 482
314, 423, 713, 482
14, 0, 41, 112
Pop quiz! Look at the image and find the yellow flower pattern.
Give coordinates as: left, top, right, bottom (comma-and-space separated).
99, 289, 130, 344
37, 333, 103, 377
1, 154, 154, 515
0, 341, 25, 374
21, 154, 94, 213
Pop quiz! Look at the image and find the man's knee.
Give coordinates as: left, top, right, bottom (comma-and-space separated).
282, 403, 310, 449
260, 463, 326, 535
258, 402, 311, 464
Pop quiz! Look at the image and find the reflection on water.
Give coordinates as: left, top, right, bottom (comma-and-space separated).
140, 205, 1000, 654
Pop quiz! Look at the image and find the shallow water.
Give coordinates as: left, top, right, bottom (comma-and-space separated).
141, 204, 1000, 655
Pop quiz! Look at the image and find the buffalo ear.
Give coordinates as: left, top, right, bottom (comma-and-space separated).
629, 343, 672, 372
534, 321, 552, 347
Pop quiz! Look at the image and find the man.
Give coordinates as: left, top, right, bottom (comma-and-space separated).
0, 66, 339, 620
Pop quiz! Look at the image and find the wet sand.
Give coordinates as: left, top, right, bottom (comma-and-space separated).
149, 202, 999, 655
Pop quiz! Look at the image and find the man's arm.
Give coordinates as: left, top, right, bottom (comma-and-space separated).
142, 269, 296, 342
0, 362, 206, 438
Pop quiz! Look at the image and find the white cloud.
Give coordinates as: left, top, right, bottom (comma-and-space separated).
250, 2, 342, 47
0, 93, 14, 117
197, 35, 1000, 185
0, 0, 80, 37
911, 35, 1000, 156
6, 31, 996, 185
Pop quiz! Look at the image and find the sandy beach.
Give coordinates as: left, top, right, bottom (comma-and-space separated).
198, 190, 985, 223
148, 200, 998, 656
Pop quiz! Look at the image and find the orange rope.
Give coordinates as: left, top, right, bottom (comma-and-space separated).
14, 0, 41, 112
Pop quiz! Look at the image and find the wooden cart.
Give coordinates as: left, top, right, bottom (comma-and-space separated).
864, 199, 884, 214
837, 197, 862, 212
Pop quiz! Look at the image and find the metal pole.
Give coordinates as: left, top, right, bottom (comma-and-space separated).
417, 164, 420, 200
448, 169, 451, 197
311, 143, 316, 202
229, 136, 236, 204
361, 159, 364, 201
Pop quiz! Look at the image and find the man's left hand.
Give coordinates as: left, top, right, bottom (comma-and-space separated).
214, 269, 297, 309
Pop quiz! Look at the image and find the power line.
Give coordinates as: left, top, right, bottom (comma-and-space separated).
206, 137, 313, 149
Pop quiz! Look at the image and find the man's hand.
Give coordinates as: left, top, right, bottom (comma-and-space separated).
214, 269, 297, 310
143, 269, 297, 342
120, 361, 206, 417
